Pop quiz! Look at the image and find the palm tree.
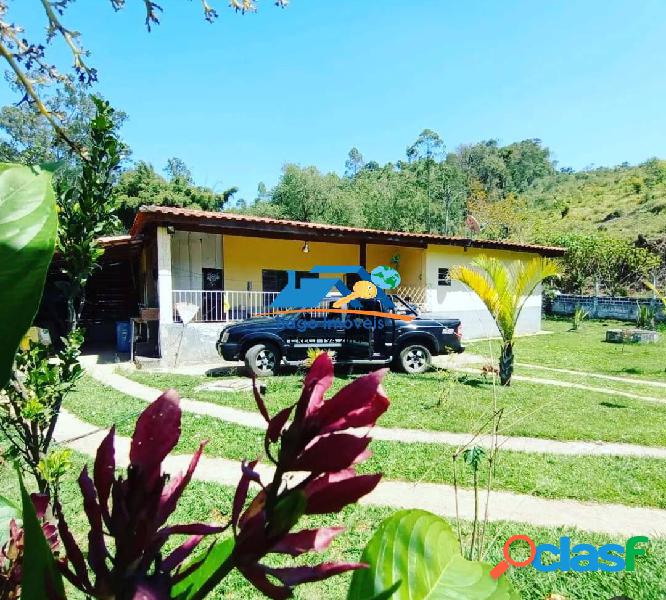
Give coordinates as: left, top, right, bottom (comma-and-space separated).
450, 255, 561, 385
645, 281, 666, 311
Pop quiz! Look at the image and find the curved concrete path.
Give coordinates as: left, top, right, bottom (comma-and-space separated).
81, 355, 666, 460
451, 367, 666, 404
516, 362, 666, 389
53, 409, 666, 538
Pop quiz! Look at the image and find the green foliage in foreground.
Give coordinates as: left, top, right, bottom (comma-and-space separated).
348, 510, 518, 599
0, 164, 57, 386
0, 453, 663, 600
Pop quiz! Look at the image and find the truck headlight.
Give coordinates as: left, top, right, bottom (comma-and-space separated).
221, 329, 230, 343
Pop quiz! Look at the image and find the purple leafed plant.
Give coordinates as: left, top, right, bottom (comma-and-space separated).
1, 494, 59, 600
54, 389, 224, 598
189, 353, 390, 600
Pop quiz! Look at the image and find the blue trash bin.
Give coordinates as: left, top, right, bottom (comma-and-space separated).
115, 320, 131, 353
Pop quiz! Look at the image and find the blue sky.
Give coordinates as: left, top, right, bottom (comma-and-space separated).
5, 0, 666, 201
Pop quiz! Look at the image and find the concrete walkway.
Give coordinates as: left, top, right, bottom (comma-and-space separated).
52, 409, 666, 538
516, 362, 666, 390
451, 367, 666, 404
81, 354, 666, 460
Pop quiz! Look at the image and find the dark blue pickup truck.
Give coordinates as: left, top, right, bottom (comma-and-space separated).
216, 295, 464, 376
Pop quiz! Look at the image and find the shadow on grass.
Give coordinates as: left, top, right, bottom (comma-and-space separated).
620, 367, 645, 375
456, 375, 492, 389
205, 366, 243, 377
599, 401, 628, 409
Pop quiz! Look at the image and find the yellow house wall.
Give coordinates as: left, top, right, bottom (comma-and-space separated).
222, 235, 360, 290
366, 245, 425, 287
222, 236, 426, 290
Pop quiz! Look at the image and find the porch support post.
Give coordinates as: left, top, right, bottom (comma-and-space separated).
157, 226, 173, 323
359, 241, 367, 269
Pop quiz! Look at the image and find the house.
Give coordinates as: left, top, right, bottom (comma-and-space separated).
79, 205, 564, 364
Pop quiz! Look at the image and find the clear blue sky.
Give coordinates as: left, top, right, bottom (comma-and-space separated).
6, 0, 666, 202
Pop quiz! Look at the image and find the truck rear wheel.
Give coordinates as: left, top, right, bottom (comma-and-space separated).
244, 343, 281, 377
399, 344, 432, 374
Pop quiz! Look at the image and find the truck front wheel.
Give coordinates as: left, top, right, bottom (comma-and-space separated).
399, 344, 432, 374
244, 343, 281, 377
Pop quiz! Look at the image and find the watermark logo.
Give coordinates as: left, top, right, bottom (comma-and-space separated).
490, 535, 649, 578
264, 265, 412, 321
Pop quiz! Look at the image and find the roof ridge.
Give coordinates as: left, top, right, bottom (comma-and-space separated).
129, 205, 565, 255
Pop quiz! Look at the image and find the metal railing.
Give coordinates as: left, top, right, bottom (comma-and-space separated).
172, 290, 279, 322
172, 287, 428, 323
395, 286, 427, 308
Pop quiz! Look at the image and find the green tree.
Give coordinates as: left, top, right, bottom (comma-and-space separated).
56, 97, 124, 331
164, 156, 193, 183
500, 138, 554, 192
0, 85, 127, 165
457, 140, 510, 199
344, 147, 365, 178
451, 256, 561, 385
270, 163, 360, 225
406, 129, 445, 231
113, 161, 235, 229
554, 233, 661, 295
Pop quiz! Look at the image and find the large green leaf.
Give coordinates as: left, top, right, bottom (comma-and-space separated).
347, 510, 520, 600
172, 537, 235, 600
18, 472, 65, 600
0, 164, 57, 387
0, 494, 20, 548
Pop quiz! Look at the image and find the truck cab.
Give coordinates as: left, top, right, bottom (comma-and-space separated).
217, 294, 464, 376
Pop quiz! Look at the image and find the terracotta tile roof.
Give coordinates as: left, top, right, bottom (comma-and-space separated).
129, 205, 565, 256
98, 234, 143, 248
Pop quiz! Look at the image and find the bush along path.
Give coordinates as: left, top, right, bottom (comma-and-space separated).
80, 355, 666, 460
53, 408, 666, 538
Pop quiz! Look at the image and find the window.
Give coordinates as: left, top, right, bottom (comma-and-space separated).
438, 267, 451, 287
261, 269, 319, 292
262, 269, 289, 292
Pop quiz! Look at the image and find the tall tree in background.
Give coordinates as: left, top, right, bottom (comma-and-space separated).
345, 147, 365, 177
271, 163, 360, 225
0, 85, 127, 165
113, 160, 236, 229
437, 159, 468, 235
407, 129, 445, 231
164, 156, 193, 183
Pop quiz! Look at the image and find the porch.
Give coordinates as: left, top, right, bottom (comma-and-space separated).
171, 286, 428, 323
156, 226, 428, 326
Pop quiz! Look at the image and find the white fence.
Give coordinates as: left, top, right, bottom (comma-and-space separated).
172, 290, 279, 322
172, 287, 429, 323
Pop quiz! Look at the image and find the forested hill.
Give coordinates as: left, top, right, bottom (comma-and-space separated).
234, 132, 666, 250
521, 161, 666, 241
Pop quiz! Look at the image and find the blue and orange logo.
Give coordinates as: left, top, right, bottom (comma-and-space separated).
490, 535, 649, 578
264, 265, 414, 321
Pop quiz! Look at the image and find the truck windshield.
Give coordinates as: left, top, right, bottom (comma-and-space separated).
390, 294, 419, 316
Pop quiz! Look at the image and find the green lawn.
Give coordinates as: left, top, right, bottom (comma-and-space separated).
122, 366, 666, 447
1, 452, 664, 600
468, 317, 666, 382
62, 376, 666, 509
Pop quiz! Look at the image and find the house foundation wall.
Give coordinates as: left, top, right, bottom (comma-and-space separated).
159, 322, 226, 366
